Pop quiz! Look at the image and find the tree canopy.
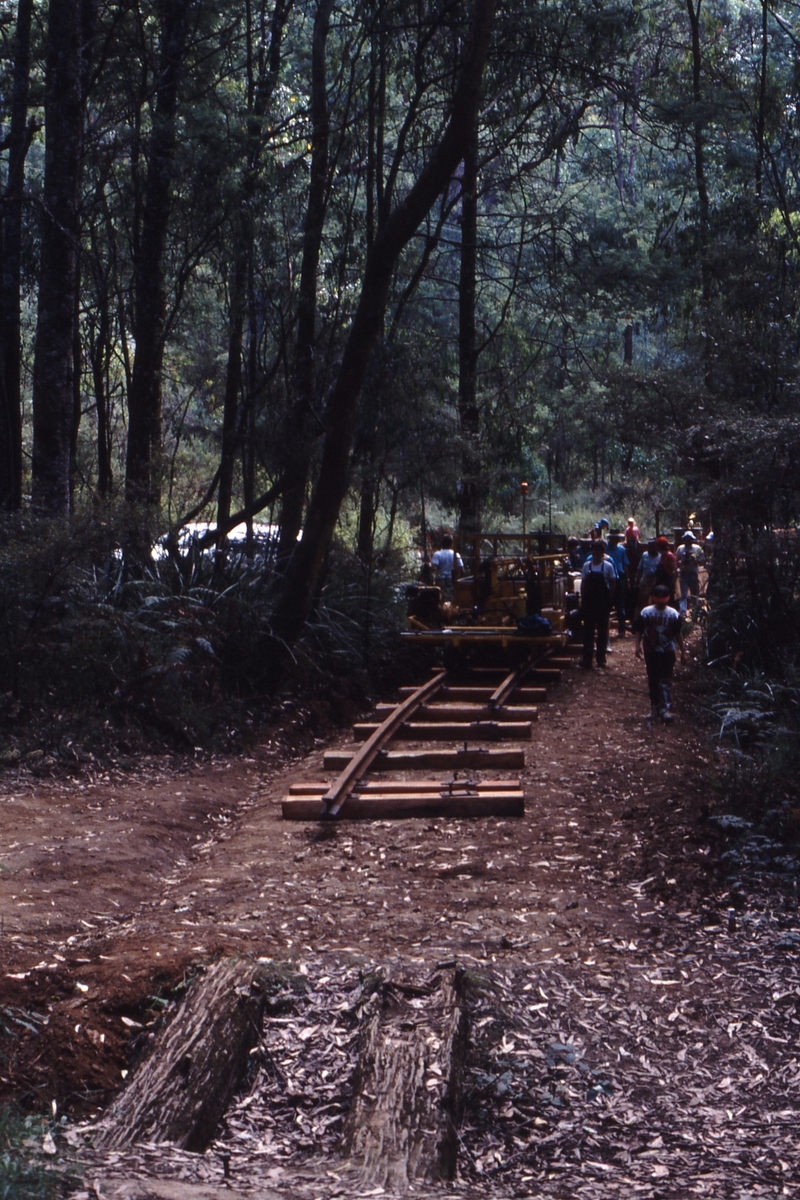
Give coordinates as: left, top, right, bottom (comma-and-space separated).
1, 0, 799, 659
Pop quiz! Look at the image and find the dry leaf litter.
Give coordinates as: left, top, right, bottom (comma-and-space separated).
65, 895, 800, 1198
1, 640, 797, 1198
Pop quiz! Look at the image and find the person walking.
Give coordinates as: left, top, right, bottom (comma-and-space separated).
634, 583, 686, 721
654, 535, 677, 602
635, 538, 660, 617
606, 536, 629, 637
676, 531, 705, 616
623, 520, 642, 623
580, 539, 616, 668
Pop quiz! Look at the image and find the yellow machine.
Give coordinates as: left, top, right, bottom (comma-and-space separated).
406, 532, 572, 638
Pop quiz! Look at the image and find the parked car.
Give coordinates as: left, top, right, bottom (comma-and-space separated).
151, 521, 282, 561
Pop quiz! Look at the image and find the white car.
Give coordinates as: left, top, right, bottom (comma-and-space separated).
151, 521, 283, 561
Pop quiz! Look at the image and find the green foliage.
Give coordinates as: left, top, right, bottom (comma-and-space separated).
695, 417, 800, 838
298, 544, 409, 694
0, 508, 413, 755
0, 1108, 74, 1200
4, 0, 800, 723
709, 666, 800, 847
696, 418, 800, 674
0, 513, 239, 748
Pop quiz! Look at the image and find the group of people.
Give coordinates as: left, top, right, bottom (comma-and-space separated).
578, 517, 707, 721
424, 518, 707, 723
569, 520, 706, 621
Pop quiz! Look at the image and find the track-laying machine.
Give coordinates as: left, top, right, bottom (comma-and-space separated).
403, 531, 574, 663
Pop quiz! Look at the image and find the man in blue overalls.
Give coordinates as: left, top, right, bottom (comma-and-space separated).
580, 539, 616, 668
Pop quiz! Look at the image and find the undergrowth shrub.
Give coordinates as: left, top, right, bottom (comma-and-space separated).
709, 667, 800, 844
706, 527, 800, 675
0, 1108, 74, 1199
0, 514, 408, 757
687, 420, 800, 850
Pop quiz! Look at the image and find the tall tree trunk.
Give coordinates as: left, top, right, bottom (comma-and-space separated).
627, 57, 640, 204
686, 0, 710, 297
89, 299, 113, 497
385, 479, 398, 552
69, 271, 82, 507
216, 253, 246, 535
357, 468, 377, 561
69, 0, 96, 507
277, 0, 335, 564
611, 100, 625, 204
87, 188, 122, 499
217, 0, 290, 540
31, 0, 83, 515
457, 114, 481, 541
755, 0, 768, 197
124, 0, 190, 507
0, 0, 32, 512
270, 0, 497, 653
244, 256, 259, 555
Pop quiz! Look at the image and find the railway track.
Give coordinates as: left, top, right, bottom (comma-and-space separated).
282, 636, 572, 821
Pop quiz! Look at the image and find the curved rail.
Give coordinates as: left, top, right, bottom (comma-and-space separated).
283, 640, 572, 821
319, 670, 446, 817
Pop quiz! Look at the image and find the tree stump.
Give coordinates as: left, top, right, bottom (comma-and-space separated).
343, 968, 469, 1191
97, 958, 267, 1152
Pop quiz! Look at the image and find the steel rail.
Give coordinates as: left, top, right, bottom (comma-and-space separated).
319, 670, 446, 817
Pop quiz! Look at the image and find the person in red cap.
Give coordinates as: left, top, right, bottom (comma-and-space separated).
623, 519, 642, 625
654, 536, 677, 603
635, 538, 660, 617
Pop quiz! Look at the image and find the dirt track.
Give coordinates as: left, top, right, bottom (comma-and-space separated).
2, 635, 800, 1198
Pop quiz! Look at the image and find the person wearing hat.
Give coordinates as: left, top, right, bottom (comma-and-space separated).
623, 518, 642, 623
580, 538, 616, 668
676, 531, 705, 616
634, 583, 686, 721
624, 517, 641, 564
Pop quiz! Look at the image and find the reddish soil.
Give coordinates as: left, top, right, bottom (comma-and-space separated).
2, 633, 799, 1199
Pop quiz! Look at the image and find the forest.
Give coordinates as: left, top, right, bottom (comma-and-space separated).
4, 4, 800, 1193
0, 0, 799, 761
